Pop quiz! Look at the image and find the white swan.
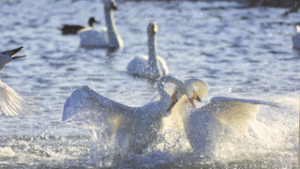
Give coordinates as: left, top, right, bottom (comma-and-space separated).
165, 79, 280, 156
62, 75, 201, 154
0, 47, 35, 116
292, 25, 300, 49
127, 21, 169, 79
60, 17, 99, 35
79, 0, 123, 48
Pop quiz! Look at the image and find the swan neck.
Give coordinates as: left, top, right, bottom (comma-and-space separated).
148, 33, 159, 72
157, 76, 184, 102
104, 8, 120, 46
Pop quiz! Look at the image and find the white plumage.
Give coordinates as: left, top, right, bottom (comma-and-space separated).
79, 0, 123, 48
0, 47, 36, 116
127, 21, 169, 79
163, 79, 279, 156
62, 76, 201, 154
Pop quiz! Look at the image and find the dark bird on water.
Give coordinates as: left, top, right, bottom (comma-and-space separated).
59, 17, 99, 35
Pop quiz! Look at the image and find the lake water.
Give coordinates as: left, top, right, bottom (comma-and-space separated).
0, 0, 299, 168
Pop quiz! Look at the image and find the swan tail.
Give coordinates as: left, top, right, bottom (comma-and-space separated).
0, 81, 37, 116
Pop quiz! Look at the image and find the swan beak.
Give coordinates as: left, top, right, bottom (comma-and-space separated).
167, 93, 178, 111
4, 47, 26, 60
189, 97, 196, 107
193, 91, 201, 102
110, 2, 117, 10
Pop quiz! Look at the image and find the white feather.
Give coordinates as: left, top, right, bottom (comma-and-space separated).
0, 80, 36, 116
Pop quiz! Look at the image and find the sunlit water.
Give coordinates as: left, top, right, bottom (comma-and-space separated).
0, 0, 299, 168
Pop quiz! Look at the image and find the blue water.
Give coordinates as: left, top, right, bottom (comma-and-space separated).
0, 0, 299, 168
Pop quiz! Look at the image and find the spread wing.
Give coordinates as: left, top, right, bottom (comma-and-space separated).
0, 80, 37, 116
62, 85, 131, 140
182, 96, 279, 153
199, 97, 279, 135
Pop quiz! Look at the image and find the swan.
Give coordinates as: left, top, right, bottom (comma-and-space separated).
292, 25, 300, 49
62, 75, 201, 154
165, 79, 280, 156
0, 47, 35, 116
127, 21, 169, 79
59, 17, 99, 35
79, 0, 123, 48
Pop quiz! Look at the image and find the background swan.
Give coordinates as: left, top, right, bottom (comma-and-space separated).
60, 17, 99, 35
292, 25, 300, 49
127, 21, 169, 79
79, 0, 123, 48
163, 79, 280, 156
0, 47, 36, 116
62, 76, 201, 154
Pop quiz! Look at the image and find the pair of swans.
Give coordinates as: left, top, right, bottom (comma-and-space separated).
72, 0, 168, 78
78, 0, 123, 48
0, 47, 35, 116
63, 76, 279, 156
62, 76, 202, 154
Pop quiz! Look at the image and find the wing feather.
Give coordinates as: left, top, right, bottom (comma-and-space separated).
0, 80, 36, 116
62, 85, 131, 140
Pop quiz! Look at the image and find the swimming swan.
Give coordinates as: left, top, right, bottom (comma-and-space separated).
166, 79, 279, 156
79, 0, 123, 48
60, 17, 99, 35
0, 47, 36, 116
127, 21, 169, 79
62, 75, 201, 154
292, 25, 300, 49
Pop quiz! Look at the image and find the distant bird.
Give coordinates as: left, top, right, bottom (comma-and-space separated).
292, 25, 300, 49
0, 47, 36, 116
60, 17, 99, 35
79, 0, 123, 48
127, 21, 169, 79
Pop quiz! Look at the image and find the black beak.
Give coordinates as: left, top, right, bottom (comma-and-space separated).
5, 46, 26, 60
110, 3, 117, 10
6, 47, 23, 56
167, 99, 178, 111
112, 5, 117, 10
195, 95, 201, 102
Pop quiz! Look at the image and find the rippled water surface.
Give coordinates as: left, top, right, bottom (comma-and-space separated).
0, 0, 299, 168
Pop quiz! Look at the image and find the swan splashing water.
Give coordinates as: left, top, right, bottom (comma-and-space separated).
62, 76, 201, 156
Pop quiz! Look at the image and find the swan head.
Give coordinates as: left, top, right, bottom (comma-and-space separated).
88, 17, 99, 27
104, 0, 117, 10
0, 47, 25, 72
169, 79, 209, 108
184, 79, 209, 103
147, 21, 158, 35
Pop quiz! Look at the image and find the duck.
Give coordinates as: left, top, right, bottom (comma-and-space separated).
164, 79, 280, 156
59, 17, 99, 35
0, 47, 36, 116
62, 75, 201, 154
79, 0, 123, 48
292, 25, 300, 49
127, 21, 169, 79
